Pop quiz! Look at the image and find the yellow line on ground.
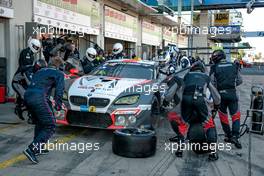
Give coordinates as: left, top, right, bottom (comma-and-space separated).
0, 124, 21, 133
0, 155, 26, 170
0, 130, 85, 170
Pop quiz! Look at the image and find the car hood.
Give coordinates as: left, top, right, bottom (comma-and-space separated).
68, 75, 151, 98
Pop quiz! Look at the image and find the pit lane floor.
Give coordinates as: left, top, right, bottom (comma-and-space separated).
0, 73, 263, 176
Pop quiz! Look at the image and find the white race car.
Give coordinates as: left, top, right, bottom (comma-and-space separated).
57, 59, 181, 129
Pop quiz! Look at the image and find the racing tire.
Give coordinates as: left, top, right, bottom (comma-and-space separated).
150, 96, 161, 130
151, 96, 160, 115
187, 123, 209, 154
112, 128, 157, 158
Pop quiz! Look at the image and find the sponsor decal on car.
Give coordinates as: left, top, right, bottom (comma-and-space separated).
89, 106, 96, 112
94, 84, 103, 88
80, 105, 89, 112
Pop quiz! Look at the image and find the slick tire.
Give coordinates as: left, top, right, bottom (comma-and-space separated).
188, 123, 209, 154
112, 128, 157, 158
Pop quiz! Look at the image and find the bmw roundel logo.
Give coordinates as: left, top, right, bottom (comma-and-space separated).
87, 93, 93, 97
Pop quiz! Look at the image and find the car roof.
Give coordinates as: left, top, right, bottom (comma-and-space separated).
107, 59, 157, 66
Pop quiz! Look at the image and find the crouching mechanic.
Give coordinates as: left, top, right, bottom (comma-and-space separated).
168, 61, 221, 161
23, 56, 65, 164
210, 50, 243, 149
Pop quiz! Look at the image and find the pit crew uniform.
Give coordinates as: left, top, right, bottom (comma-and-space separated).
12, 48, 35, 119
24, 67, 64, 155
168, 66, 221, 159
210, 60, 243, 147
80, 56, 96, 74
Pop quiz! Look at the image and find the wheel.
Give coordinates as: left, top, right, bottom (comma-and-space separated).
112, 128, 157, 158
187, 123, 209, 154
150, 96, 160, 130
151, 96, 160, 115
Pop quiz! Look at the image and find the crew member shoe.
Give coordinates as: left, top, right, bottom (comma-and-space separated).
224, 136, 232, 143
169, 135, 184, 143
23, 148, 38, 164
169, 136, 180, 143
231, 137, 242, 149
208, 152, 219, 161
175, 150, 183, 158
15, 106, 25, 120
35, 149, 49, 156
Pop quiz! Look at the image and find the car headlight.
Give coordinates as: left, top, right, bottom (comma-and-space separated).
115, 116, 126, 126
63, 91, 68, 101
114, 95, 140, 105
128, 115, 136, 124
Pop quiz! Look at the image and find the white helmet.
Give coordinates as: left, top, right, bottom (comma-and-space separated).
169, 46, 179, 57
28, 39, 41, 53
180, 56, 191, 69
86, 47, 97, 62
112, 43, 123, 55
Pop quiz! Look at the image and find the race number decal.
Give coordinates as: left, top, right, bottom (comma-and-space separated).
89, 106, 96, 112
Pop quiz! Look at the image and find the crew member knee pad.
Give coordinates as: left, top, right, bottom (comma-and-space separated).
168, 112, 188, 136
232, 111, 241, 137
218, 111, 229, 125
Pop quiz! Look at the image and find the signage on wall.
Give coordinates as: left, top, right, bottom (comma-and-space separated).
214, 12, 229, 26
0, 0, 12, 8
0, 6, 14, 18
142, 20, 162, 46
163, 27, 177, 44
104, 6, 138, 42
33, 0, 100, 35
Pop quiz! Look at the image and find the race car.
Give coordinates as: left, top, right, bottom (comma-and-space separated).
56, 59, 181, 129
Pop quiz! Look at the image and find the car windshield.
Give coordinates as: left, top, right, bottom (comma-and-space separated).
91, 62, 154, 80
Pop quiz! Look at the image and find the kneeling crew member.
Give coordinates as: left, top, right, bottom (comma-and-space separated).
169, 61, 221, 161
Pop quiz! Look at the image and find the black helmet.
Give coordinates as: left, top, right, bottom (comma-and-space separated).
211, 50, 226, 64
190, 61, 206, 73
34, 59, 47, 72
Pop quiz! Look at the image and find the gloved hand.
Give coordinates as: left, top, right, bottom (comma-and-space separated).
55, 103, 67, 111
54, 103, 67, 119
55, 104, 61, 111
211, 104, 220, 119
214, 104, 220, 111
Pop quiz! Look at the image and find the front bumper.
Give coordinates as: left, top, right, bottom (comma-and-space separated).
56, 106, 152, 129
